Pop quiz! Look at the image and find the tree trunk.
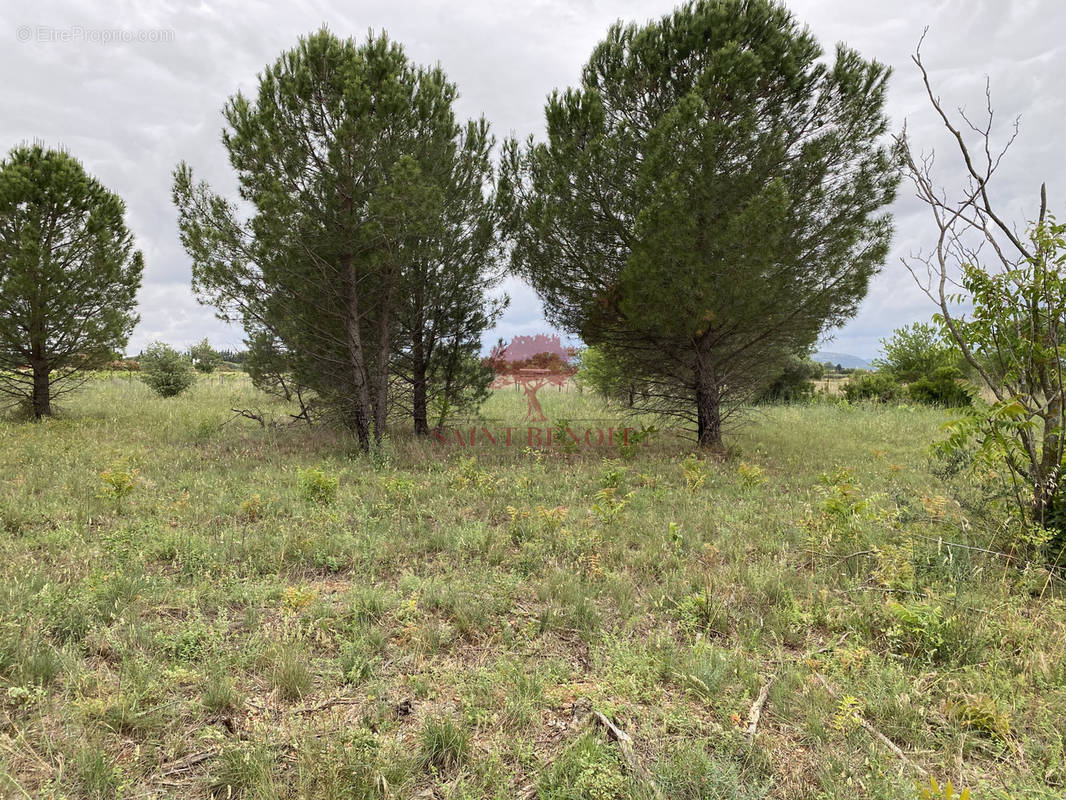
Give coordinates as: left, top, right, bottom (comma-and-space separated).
343, 256, 373, 451
412, 301, 429, 437
1034, 395, 1065, 527
373, 311, 390, 446
31, 361, 51, 419
371, 258, 398, 447
695, 355, 722, 449
413, 359, 429, 436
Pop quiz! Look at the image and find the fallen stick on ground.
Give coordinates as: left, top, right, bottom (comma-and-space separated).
746, 675, 775, 741
228, 407, 266, 427
591, 710, 664, 799
157, 748, 218, 777
813, 672, 929, 778
294, 696, 363, 715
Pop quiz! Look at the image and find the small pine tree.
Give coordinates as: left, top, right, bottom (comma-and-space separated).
576, 345, 634, 405
189, 338, 224, 373
140, 342, 195, 398
174, 29, 503, 450
0, 145, 143, 418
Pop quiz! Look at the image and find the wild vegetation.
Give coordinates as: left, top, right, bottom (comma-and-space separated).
1, 0, 1064, 798
0, 376, 1063, 798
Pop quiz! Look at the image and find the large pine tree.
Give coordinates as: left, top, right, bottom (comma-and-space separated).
0, 145, 143, 418
174, 29, 502, 447
500, 0, 898, 447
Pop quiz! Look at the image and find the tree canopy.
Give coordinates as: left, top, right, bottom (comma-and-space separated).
189, 338, 223, 373
500, 0, 898, 447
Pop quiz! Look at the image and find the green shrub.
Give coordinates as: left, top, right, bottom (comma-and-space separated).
842, 371, 903, 403
139, 341, 195, 398
576, 345, 633, 405
884, 600, 971, 665
803, 468, 874, 552
297, 467, 338, 505
945, 693, 1011, 740
875, 322, 958, 383
907, 366, 973, 407
618, 424, 657, 461
188, 338, 224, 373
736, 462, 766, 488
757, 353, 823, 403
98, 465, 138, 500
339, 639, 375, 685
538, 732, 631, 800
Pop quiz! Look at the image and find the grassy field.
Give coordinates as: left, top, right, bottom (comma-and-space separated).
0, 377, 1063, 799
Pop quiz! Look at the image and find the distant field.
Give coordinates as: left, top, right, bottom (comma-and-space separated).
0, 377, 1063, 798
814, 376, 849, 396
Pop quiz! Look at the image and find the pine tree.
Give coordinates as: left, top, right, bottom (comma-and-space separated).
500, 0, 898, 447
140, 342, 195, 398
0, 144, 143, 418
189, 338, 223, 373
174, 29, 501, 447
390, 117, 506, 435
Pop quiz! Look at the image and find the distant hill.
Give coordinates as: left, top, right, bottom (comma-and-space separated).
814, 351, 872, 369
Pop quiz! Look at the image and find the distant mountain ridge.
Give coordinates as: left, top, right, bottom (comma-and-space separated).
814, 351, 872, 369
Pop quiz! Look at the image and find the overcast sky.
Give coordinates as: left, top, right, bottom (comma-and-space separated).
2, 0, 1063, 358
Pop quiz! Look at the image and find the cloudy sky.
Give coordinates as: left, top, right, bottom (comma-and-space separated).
2, 0, 1063, 358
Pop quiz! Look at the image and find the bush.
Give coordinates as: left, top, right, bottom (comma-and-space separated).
874, 322, 974, 408
139, 342, 195, 398
875, 322, 957, 383
297, 467, 338, 505
842, 371, 903, 403
907, 366, 973, 407
757, 353, 823, 403
576, 345, 634, 405
188, 338, 224, 373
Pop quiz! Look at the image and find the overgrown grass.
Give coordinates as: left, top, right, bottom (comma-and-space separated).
0, 375, 1063, 798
